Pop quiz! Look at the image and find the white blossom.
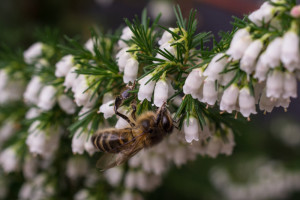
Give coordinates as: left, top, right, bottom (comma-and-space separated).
226, 28, 252, 61
23, 155, 38, 180
239, 87, 257, 117
84, 38, 94, 53
66, 157, 89, 180
72, 129, 87, 154
63, 67, 78, 91
84, 136, 98, 156
219, 70, 236, 86
104, 167, 124, 186
58, 94, 76, 114
259, 89, 277, 113
203, 53, 228, 81
74, 76, 97, 108
283, 72, 297, 99
240, 40, 263, 74
123, 57, 139, 83
23, 42, 43, 64
154, 79, 168, 107
74, 189, 90, 200
254, 53, 270, 82
266, 70, 284, 99
220, 84, 239, 113
0, 147, 19, 173
248, 2, 275, 26
0, 121, 15, 144
116, 47, 131, 72
184, 117, 199, 143
124, 171, 136, 189
155, 42, 176, 61
24, 76, 43, 105
118, 26, 133, 48
281, 31, 300, 72
55, 55, 73, 77
0, 70, 8, 91
158, 28, 174, 45
138, 74, 156, 101
25, 107, 41, 119
37, 85, 57, 111
276, 97, 290, 109
262, 37, 283, 68
19, 182, 33, 200
98, 100, 115, 119
183, 68, 205, 97
202, 78, 218, 105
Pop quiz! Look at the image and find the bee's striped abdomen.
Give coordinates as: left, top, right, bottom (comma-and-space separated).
92, 129, 132, 153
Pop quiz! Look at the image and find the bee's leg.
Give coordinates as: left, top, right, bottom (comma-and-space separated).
114, 96, 136, 127
155, 102, 167, 125
131, 101, 137, 121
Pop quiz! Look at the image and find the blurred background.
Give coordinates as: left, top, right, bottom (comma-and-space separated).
1, 0, 300, 199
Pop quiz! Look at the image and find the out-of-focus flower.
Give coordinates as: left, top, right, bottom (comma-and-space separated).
55, 55, 74, 77
37, 85, 57, 111
66, 157, 89, 180
58, 95, 76, 114
0, 147, 19, 173
248, 2, 275, 26
118, 27, 134, 48
104, 167, 124, 186
72, 129, 87, 155
24, 76, 43, 105
24, 42, 43, 64
291, 5, 300, 18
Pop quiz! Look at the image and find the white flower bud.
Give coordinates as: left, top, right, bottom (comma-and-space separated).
220, 84, 239, 113
23, 42, 43, 64
259, 89, 277, 113
24, 76, 43, 105
184, 117, 199, 143
55, 55, 73, 77
202, 78, 218, 105
116, 47, 131, 72
266, 70, 284, 99
58, 95, 76, 114
63, 67, 77, 91
281, 31, 300, 72
226, 28, 252, 61
158, 28, 174, 45
72, 129, 87, 155
254, 53, 270, 82
262, 37, 282, 68
37, 85, 57, 111
66, 157, 89, 180
98, 100, 115, 119
154, 79, 168, 107
104, 167, 124, 186
248, 2, 274, 26
283, 72, 297, 99
239, 87, 257, 117
203, 53, 228, 81
118, 27, 133, 48
123, 57, 139, 83
138, 74, 156, 101
183, 68, 205, 97
240, 40, 263, 74
0, 147, 19, 173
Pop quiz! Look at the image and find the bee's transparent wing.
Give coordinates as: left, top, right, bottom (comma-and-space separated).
96, 132, 146, 171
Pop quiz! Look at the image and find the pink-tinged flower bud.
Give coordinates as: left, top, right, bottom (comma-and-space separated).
291, 5, 300, 18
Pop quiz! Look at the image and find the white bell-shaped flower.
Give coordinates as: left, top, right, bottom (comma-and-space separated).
25, 107, 41, 119
0, 147, 19, 173
37, 85, 57, 111
156, 42, 176, 61
219, 70, 236, 86
266, 70, 284, 99
23, 42, 43, 64
63, 67, 77, 91
158, 28, 174, 45
220, 84, 239, 113
26, 121, 46, 156
55, 55, 73, 77
138, 74, 156, 101
283, 72, 297, 99
84, 136, 98, 156
248, 2, 275, 26
184, 116, 199, 143
154, 79, 168, 107
259, 89, 277, 113
261, 37, 283, 68
281, 30, 300, 72
226, 28, 252, 61
58, 94, 76, 114
123, 57, 139, 83
239, 87, 257, 117
118, 26, 134, 48
202, 78, 218, 105
72, 129, 87, 155
98, 100, 115, 119
240, 40, 263, 74
183, 68, 205, 96
74, 76, 96, 108
66, 157, 89, 180
116, 47, 131, 72
104, 167, 124, 186
203, 53, 228, 81
24, 76, 43, 105
276, 97, 290, 109
254, 53, 270, 82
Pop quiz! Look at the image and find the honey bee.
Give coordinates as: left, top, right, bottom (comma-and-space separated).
92, 85, 174, 170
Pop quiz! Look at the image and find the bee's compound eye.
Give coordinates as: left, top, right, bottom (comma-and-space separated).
162, 115, 173, 133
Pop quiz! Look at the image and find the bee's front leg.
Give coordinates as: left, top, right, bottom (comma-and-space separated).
155, 102, 167, 125
131, 101, 137, 121
114, 97, 136, 127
